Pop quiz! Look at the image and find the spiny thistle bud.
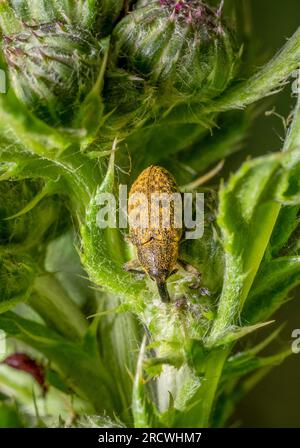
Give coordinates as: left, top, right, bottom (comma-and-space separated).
2, 21, 104, 127
8, 0, 129, 37
110, 0, 239, 106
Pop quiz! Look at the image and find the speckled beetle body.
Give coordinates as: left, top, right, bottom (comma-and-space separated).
124, 165, 199, 302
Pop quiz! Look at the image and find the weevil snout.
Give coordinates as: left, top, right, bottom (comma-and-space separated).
137, 243, 174, 293
156, 281, 170, 303
136, 243, 173, 302
149, 268, 171, 303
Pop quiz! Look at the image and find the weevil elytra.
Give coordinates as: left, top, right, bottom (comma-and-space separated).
124, 165, 200, 302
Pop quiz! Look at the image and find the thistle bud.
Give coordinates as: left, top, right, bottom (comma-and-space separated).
2, 21, 104, 127
110, 0, 239, 105
9, 0, 129, 37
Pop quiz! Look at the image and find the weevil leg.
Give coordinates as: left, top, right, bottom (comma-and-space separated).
177, 259, 202, 289
177, 259, 201, 276
124, 234, 132, 244
123, 259, 145, 276
170, 267, 179, 276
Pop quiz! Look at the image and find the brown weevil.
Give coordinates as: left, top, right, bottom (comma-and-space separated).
124, 165, 200, 302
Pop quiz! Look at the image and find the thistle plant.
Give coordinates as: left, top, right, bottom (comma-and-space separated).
0, 0, 299, 428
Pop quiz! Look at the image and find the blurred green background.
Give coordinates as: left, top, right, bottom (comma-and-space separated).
233, 0, 300, 428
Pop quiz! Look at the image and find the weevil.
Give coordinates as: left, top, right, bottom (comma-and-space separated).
124, 165, 200, 302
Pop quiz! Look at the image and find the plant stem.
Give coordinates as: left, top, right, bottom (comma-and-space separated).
177, 348, 229, 427
196, 348, 229, 427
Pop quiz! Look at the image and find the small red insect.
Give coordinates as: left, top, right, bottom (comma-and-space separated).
3, 352, 47, 393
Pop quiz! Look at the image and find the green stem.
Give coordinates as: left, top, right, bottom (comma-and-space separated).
30, 274, 88, 342
176, 348, 229, 427
199, 348, 229, 427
